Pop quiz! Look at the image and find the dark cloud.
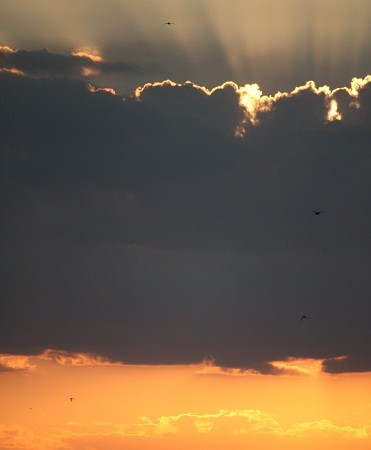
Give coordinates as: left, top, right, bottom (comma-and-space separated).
0, 67, 370, 373
323, 355, 371, 374
0, 46, 158, 79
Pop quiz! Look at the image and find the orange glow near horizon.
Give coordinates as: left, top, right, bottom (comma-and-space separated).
1, 351, 371, 450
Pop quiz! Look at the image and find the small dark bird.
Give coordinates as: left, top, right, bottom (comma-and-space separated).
163, 22, 174, 25
70, 397, 75, 402
300, 315, 308, 322
312, 211, 322, 215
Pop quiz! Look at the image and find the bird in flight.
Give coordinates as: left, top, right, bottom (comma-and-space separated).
300, 315, 308, 322
70, 397, 75, 402
163, 22, 174, 25
312, 211, 322, 215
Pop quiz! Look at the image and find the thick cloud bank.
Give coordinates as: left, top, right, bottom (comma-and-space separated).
1, 56, 370, 373
0, 46, 157, 78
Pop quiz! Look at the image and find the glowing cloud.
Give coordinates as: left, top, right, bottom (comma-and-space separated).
134, 409, 281, 437
40, 349, 124, 366
236, 83, 272, 130
0, 354, 34, 372
0, 67, 25, 76
71, 48, 104, 63
285, 420, 369, 439
198, 357, 326, 377
268, 358, 324, 376
87, 83, 117, 95
0, 45, 15, 54
326, 99, 342, 121
0, 46, 144, 79
133, 75, 371, 137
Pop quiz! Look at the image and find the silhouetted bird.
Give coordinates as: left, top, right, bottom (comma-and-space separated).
70, 397, 75, 402
312, 211, 322, 215
163, 22, 174, 25
300, 315, 308, 322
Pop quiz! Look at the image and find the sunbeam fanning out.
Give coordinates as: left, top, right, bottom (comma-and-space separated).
1, 0, 370, 93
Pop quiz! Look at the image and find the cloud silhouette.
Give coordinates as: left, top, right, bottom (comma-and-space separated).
322, 355, 371, 374
0, 64, 370, 373
0, 46, 158, 79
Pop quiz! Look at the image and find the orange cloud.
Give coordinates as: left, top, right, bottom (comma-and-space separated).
0, 354, 35, 372
71, 48, 104, 63
197, 357, 325, 377
0, 45, 15, 54
60, 409, 281, 438
40, 349, 124, 366
268, 358, 324, 377
1, 414, 369, 450
0, 67, 25, 76
87, 84, 117, 95
285, 420, 370, 439
151, 409, 281, 436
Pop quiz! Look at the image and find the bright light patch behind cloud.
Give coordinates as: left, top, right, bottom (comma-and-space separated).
134, 75, 371, 137
0, 67, 25, 76
326, 99, 342, 121
71, 48, 104, 63
0, 45, 15, 54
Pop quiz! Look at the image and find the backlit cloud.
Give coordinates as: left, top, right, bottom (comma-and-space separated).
0, 62, 370, 374
0, 46, 156, 79
40, 349, 125, 366
0, 355, 34, 373
71, 48, 104, 63
135, 75, 371, 135
198, 357, 324, 377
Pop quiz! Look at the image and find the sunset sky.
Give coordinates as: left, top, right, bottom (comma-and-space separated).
1, 1, 371, 449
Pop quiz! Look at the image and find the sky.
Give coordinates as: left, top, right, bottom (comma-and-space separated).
0, 1, 371, 449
